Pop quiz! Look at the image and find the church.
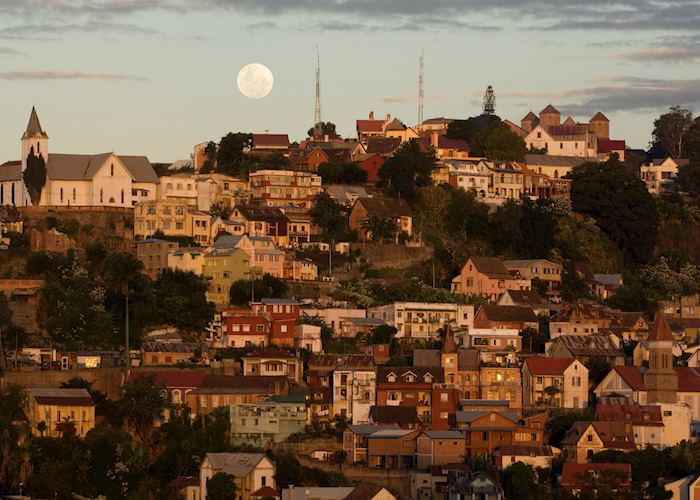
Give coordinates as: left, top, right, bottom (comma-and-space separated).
0, 107, 158, 208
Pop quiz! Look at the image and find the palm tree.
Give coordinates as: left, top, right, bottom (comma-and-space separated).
36, 421, 47, 437
544, 385, 560, 406
55, 417, 76, 437
104, 253, 144, 377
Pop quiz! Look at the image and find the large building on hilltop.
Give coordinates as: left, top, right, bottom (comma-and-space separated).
0, 107, 158, 208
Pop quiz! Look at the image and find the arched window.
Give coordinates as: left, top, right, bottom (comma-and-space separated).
37, 142, 41, 154
172, 389, 182, 404
110, 164, 114, 176
99, 189, 103, 203
11, 184, 15, 204
60, 188, 63, 202
121, 189, 124, 204
554, 170, 559, 179
72, 188, 76, 202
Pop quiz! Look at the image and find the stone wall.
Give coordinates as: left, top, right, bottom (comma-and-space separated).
353, 242, 433, 270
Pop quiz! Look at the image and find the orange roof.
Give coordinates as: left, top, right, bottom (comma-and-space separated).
561, 463, 630, 487
648, 310, 674, 341
612, 365, 700, 392
525, 357, 575, 376
356, 119, 384, 133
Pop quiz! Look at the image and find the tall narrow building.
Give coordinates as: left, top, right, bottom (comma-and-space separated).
644, 311, 678, 404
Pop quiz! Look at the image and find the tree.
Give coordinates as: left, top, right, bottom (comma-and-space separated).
229, 274, 288, 306
310, 192, 347, 235
569, 155, 659, 264
684, 117, 700, 162
482, 85, 496, 115
104, 253, 144, 373
445, 187, 490, 241
332, 450, 347, 466
446, 114, 501, 144
273, 452, 302, 488
676, 162, 700, 196
471, 122, 527, 161
23, 146, 46, 205
37, 420, 47, 437
217, 132, 252, 176
361, 215, 397, 241
200, 141, 217, 173
369, 324, 397, 344
522, 326, 548, 353
316, 162, 367, 184
501, 462, 549, 500
0, 291, 11, 373
544, 385, 560, 406
377, 139, 435, 205
206, 472, 237, 500
41, 262, 115, 349
308, 121, 337, 138
210, 202, 232, 220
55, 417, 77, 437
154, 269, 215, 335
546, 409, 595, 446
118, 374, 168, 445
652, 106, 693, 159
584, 358, 611, 387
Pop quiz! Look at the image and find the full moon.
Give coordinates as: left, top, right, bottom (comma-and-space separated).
236, 63, 274, 99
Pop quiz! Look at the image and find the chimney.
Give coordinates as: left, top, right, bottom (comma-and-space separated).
386, 114, 391, 121
369, 111, 374, 120
265, 129, 269, 134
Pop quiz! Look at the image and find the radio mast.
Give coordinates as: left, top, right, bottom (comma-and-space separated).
314, 47, 322, 137
418, 49, 424, 126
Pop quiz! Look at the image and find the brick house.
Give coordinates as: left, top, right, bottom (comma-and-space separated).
376, 366, 444, 423
250, 298, 300, 347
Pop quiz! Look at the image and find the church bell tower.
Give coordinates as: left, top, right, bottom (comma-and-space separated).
21, 106, 49, 171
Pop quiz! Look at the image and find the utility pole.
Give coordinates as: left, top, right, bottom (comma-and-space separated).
329, 240, 334, 277
418, 49, 424, 126
314, 46, 322, 137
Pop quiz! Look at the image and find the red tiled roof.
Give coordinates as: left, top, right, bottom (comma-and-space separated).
613, 366, 646, 391
356, 120, 384, 133
561, 463, 631, 487
525, 357, 575, 376
590, 112, 609, 122
252, 486, 279, 498
252, 133, 289, 148
540, 104, 560, 115
128, 370, 206, 388
612, 365, 700, 392
596, 404, 663, 425
597, 139, 626, 153
648, 311, 674, 342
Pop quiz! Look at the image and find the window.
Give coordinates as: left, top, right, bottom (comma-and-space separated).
60, 188, 64, 202
440, 412, 448, 419
587, 434, 593, 442
72, 188, 76, 202
440, 393, 449, 402
110, 164, 114, 176
100, 189, 103, 203
121, 189, 124, 204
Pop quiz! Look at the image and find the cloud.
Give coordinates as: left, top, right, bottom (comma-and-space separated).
0, 21, 158, 40
620, 47, 700, 62
380, 93, 448, 104
0, 46, 21, 55
555, 77, 700, 115
0, 70, 147, 81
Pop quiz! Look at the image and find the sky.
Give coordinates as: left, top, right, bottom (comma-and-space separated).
1, 1, 700, 163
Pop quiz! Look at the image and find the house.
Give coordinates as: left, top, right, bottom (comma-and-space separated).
284, 258, 318, 281
367, 302, 474, 341
248, 169, 322, 211
456, 410, 543, 456
281, 487, 356, 500
306, 386, 333, 426
230, 205, 290, 247
549, 302, 613, 337
128, 370, 206, 406
479, 366, 522, 407
473, 304, 538, 331
591, 273, 624, 300
493, 445, 557, 469
503, 259, 562, 294
0, 204, 23, 234
0, 107, 158, 208
134, 199, 202, 241
384, 117, 420, 143
365, 137, 402, 157
167, 246, 206, 274
200, 453, 276, 500
349, 197, 414, 238
376, 366, 444, 422
166, 476, 200, 500
26, 388, 95, 437
220, 307, 271, 348
496, 289, 550, 316
416, 431, 466, 468
251, 133, 290, 156
242, 349, 303, 384
608, 311, 650, 341
229, 398, 307, 447
135, 238, 179, 278
213, 234, 285, 278
341, 486, 396, 500
250, 298, 300, 347
356, 112, 388, 142
595, 403, 670, 448
29, 227, 77, 253
561, 421, 636, 463
301, 307, 366, 335
295, 323, 322, 353
560, 463, 631, 495
523, 153, 591, 179
354, 153, 384, 183
663, 474, 700, 500
324, 185, 369, 207
522, 357, 588, 409
523, 106, 599, 157
641, 157, 689, 195
0, 279, 44, 333
187, 375, 289, 416
418, 133, 470, 160
140, 342, 203, 366
343, 423, 400, 464
461, 328, 521, 365
413, 342, 480, 400
546, 334, 625, 366
446, 470, 503, 500
597, 138, 626, 161
451, 256, 530, 301
203, 247, 251, 305
367, 428, 420, 469
369, 405, 420, 429
331, 354, 376, 424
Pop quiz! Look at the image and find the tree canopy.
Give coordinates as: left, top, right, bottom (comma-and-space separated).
316, 162, 367, 184
23, 147, 46, 206
651, 106, 693, 159
568, 155, 659, 265
377, 139, 435, 205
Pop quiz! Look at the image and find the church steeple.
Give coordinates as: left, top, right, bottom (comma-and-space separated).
21, 106, 49, 171
644, 310, 678, 404
22, 106, 48, 140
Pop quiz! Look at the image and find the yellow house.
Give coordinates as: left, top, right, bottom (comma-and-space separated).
204, 247, 251, 305
26, 388, 96, 437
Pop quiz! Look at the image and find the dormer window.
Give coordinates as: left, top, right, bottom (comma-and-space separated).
424, 374, 433, 382
405, 374, 414, 383
387, 374, 396, 383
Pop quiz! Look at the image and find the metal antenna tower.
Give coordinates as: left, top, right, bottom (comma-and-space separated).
418, 49, 424, 125
314, 46, 322, 137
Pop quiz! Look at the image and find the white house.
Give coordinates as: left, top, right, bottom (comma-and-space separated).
0, 107, 158, 208
640, 157, 690, 195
